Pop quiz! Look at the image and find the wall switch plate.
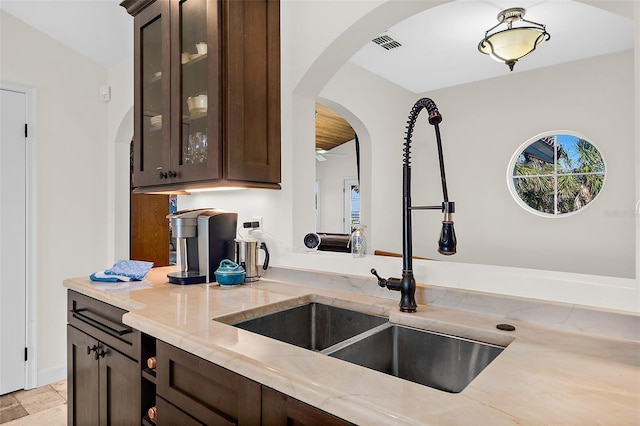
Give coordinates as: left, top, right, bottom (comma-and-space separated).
99, 85, 111, 102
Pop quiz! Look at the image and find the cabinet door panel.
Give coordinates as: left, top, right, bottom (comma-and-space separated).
170, 0, 221, 183
156, 341, 261, 425
224, 0, 280, 184
133, 0, 171, 187
67, 326, 100, 426
99, 344, 140, 426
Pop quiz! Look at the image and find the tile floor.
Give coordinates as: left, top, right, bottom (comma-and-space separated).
0, 381, 66, 425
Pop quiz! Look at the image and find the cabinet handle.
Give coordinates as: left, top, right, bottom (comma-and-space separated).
148, 406, 157, 421
159, 171, 168, 179
95, 347, 107, 360
71, 308, 133, 337
168, 170, 177, 178
87, 345, 98, 355
147, 356, 157, 369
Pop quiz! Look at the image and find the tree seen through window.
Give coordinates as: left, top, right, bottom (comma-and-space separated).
512, 134, 605, 215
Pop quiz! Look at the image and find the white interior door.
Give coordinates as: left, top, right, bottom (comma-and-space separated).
343, 178, 360, 234
0, 88, 27, 395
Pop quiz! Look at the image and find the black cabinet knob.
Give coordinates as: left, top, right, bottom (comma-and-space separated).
95, 348, 107, 360
159, 171, 168, 179
86, 345, 98, 355
168, 170, 177, 178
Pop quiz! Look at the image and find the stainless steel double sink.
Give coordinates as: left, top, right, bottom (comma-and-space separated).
215, 299, 505, 393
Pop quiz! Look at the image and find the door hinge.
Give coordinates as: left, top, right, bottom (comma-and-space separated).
24, 347, 28, 361
24, 123, 28, 138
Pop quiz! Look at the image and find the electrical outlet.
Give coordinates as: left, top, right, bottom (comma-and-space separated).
251, 216, 263, 231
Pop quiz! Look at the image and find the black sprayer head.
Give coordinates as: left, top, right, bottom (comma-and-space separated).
438, 222, 456, 255
438, 201, 456, 255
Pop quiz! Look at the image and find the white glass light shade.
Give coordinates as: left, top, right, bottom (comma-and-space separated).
479, 27, 549, 70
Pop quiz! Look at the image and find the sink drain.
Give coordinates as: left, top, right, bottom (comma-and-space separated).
496, 323, 516, 331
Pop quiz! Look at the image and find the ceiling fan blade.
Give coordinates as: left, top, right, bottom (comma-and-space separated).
316, 149, 346, 158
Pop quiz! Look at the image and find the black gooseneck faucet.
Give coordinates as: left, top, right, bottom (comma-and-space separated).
371, 98, 456, 312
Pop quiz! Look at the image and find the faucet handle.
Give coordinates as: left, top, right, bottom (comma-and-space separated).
371, 268, 402, 291
370, 268, 385, 287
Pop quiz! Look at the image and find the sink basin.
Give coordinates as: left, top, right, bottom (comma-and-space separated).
229, 302, 388, 351
218, 297, 505, 393
326, 324, 504, 393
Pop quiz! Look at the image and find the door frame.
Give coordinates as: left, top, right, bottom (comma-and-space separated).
1, 82, 37, 390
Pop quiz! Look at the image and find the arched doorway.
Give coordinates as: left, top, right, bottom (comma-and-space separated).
113, 107, 170, 266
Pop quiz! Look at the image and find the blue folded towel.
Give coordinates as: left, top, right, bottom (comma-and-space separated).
90, 271, 131, 282
90, 260, 154, 282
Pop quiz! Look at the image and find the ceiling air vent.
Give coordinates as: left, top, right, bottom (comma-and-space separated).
371, 32, 403, 50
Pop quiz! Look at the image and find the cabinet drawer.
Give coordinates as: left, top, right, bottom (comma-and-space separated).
262, 386, 353, 426
156, 396, 204, 426
67, 290, 139, 360
156, 341, 261, 425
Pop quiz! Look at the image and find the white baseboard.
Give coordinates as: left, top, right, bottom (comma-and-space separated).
35, 364, 66, 389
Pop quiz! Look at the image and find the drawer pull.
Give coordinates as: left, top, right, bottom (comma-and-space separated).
147, 356, 157, 369
148, 406, 157, 421
71, 308, 133, 337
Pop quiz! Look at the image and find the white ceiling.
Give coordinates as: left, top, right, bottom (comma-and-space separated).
0, 0, 634, 92
0, 0, 132, 69
349, 0, 635, 93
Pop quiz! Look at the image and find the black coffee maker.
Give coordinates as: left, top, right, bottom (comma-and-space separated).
167, 209, 237, 284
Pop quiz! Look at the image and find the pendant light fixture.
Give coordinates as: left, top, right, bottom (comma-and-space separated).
478, 7, 550, 71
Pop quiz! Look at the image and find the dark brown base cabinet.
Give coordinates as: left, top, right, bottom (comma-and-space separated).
67, 291, 142, 426
67, 326, 141, 425
67, 291, 352, 425
156, 340, 352, 425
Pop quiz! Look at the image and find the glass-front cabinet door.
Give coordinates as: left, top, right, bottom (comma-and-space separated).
170, 0, 220, 183
133, 0, 171, 187
128, 0, 280, 191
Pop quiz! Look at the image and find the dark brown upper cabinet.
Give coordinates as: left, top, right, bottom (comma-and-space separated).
123, 0, 281, 192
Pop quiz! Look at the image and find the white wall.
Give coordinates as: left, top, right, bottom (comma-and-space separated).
0, 10, 110, 384
184, 0, 638, 311
287, 0, 638, 311
317, 62, 416, 251
316, 51, 635, 277
107, 57, 134, 263
635, 0, 640, 310
411, 51, 634, 277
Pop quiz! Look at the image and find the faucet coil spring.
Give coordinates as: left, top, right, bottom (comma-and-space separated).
403, 98, 442, 167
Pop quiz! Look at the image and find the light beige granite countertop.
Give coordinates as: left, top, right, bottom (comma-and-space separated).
64, 267, 640, 425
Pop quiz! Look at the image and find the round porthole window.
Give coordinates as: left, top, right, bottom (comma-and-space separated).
508, 131, 606, 216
